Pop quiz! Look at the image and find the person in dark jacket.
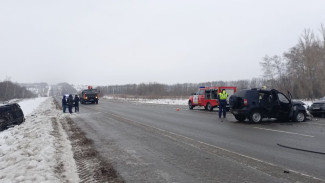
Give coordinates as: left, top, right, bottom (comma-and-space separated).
67, 94, 74, 114
74, 95, 80, 112
62, 96, 67, 113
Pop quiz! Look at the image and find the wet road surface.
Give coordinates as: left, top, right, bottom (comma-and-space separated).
71, 99, 325, 183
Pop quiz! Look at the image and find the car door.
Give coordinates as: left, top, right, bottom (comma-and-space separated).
193, 92, 199, 104
277, 92, 291, 118
198, 89, 205, 105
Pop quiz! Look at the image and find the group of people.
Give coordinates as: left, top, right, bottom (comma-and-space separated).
62, 94, 80, 114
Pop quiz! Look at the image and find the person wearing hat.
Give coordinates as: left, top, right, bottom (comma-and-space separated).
74, 95, 80, 112
67, 94, 74, 114
218, 89, 228, 121
62, 95, 67, 113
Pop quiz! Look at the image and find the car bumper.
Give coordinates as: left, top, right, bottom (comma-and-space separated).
230, 109, 250, 116
309, 109, 325, 115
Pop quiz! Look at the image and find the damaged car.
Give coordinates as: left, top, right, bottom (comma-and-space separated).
0, 103, 25, 131
309, 98, 325, 117
229, 88, 307, 123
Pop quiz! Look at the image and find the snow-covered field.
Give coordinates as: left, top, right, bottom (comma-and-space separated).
103, 96, 188, 106
0, 98, 79, 182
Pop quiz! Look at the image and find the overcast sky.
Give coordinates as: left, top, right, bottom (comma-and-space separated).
1, 0, 324, 85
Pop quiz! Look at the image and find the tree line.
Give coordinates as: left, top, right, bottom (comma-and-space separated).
260, 26, 325, 99
97, 79, 265, 99
0, 81, 36, 101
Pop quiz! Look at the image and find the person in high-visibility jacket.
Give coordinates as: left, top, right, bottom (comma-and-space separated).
218, 89, 228, 121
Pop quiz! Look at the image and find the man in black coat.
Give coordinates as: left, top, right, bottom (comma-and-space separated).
67, 94, 74, 114
74, 95, 80, 112
62, 96, 67, 113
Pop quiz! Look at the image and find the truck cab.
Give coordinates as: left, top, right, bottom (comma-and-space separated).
80, 86, 100, 104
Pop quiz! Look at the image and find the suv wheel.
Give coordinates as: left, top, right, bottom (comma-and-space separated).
206, 103, 212, 111
235, 115, 246, 122
249, 111, 262, 123
188, 101, 194, 110
294, 111, 306, 122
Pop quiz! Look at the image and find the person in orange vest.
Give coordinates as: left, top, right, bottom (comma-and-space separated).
218, 89, 228, 122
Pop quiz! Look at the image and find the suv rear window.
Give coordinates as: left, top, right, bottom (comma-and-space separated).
235, 90, 247, 98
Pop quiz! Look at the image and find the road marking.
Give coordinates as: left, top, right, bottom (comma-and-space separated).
306, 122, 325, 126
107, 112, 323, 182
253, 127, 315, 137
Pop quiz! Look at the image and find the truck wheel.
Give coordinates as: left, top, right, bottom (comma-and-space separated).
235, 115, 246, 122
249, 110, 262, 123
294, 111, 306, 122
188, 101, 194, 110
206, 103, 212, 111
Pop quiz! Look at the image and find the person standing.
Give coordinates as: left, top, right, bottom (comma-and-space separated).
74, 95, 80, 112
67, 94, 74, 114
218, 89, 228, 122
62, 96, 67, 113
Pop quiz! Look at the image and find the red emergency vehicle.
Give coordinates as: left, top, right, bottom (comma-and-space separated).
188, 86, 237, 111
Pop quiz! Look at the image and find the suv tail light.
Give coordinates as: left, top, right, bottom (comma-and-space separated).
244, 99, 248, 106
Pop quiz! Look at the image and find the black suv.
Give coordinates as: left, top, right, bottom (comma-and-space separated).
0, 103, 25, 131
229, 89, 307, 123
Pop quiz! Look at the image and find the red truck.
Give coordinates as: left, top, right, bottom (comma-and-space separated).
188, 86, 237, 111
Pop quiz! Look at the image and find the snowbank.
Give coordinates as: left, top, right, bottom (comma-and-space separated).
0, 98, 79, 182
18, 97, 48, 116
103, 96, 188, 105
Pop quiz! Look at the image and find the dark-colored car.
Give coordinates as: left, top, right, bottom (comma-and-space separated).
0, 103, 25, 131
229, 88, 307, 123
309, 99, 325, 117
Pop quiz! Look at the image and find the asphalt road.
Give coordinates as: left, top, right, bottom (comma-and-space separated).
70, 99, 325, 183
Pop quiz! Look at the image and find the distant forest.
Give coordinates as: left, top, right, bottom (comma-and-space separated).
98, 25, 325, 100
97, 79, 264, 99
0, 81, 36, 101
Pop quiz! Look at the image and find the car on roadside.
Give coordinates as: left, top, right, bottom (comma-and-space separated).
0, 103, 25, 131
229, 88, 307, 123
309, 98, 325, 117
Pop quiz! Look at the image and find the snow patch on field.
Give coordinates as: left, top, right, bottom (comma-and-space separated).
103, 96, 188, 105
0, 98, 79, 182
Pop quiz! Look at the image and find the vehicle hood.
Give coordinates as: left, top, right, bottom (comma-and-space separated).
312, 100, 325, 104
291, 100, 305, 106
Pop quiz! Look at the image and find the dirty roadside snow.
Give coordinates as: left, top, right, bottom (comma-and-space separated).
0, 97, 79, 182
